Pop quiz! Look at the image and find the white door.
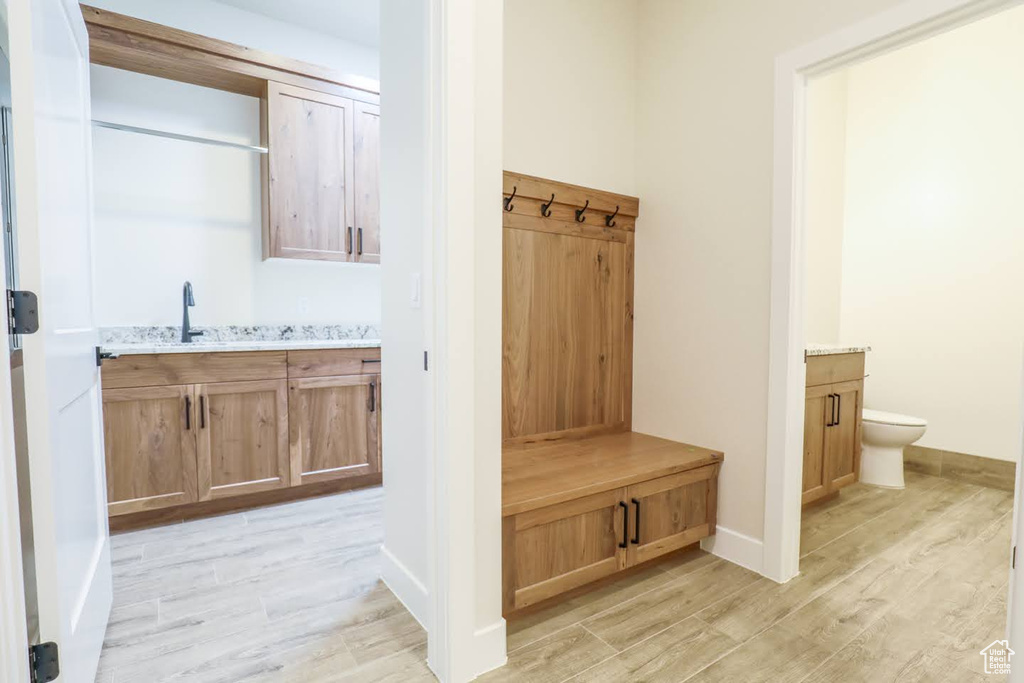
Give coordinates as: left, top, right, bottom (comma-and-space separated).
8, 0, 111, 680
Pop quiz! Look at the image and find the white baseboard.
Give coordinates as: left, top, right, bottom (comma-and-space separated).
701, 525, 765, 575
380, 545, 430, 629
472, 618, 507, 678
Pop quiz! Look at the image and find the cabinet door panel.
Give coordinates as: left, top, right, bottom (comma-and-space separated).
353, 101, 380, 263
103, 385, 197, 516
504, 489, 627, 613
266, 81, 355, 261
289, 374, 379, 485
802, 385, 832, 505
827, 380, 862, 491
625, 467, 718, 566
197, 379, 290, 499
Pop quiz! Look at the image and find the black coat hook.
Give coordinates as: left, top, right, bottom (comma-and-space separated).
605, 205, 620, 228
575, 199, 589, 223
540, 193, 555, 217
503, 186, 517, 212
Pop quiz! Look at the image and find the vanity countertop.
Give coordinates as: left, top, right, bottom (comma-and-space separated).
100, 325, 380, 356
805, 343, 871, 357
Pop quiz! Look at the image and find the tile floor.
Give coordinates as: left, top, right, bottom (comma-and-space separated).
95, 471, 1013, 682
485, 471, 1012, 682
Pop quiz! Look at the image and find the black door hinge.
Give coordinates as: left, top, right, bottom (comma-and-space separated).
95, 346, 119, 367
424, 351, 428, 371
7, 289, 38, 335
29, 642, 59, 683
1013, 546, 1017, 569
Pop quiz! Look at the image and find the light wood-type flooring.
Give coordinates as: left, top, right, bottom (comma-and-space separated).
484, 471, 1013, 683
94, 486, 435, 683
95, 472, 1013, 682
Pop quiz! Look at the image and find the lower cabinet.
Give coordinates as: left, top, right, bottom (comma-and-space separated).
288, 374, 381, 485
101, 349, 381, 519
103, 385, 198, 515
196, 379, 290, 500
502, 465, 719, 614
803, 374, 864, 506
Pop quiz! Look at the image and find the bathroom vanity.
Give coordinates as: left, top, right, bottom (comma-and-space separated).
802, 345, 869, 506
99, 329, 381, 529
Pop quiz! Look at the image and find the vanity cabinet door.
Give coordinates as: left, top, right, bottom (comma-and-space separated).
196, 379, 290, 500
264, 81, 355, 262
624, 466, 718, 567
288, 374, 380, 486
353, 101, 381, 264
802, 384, 832, 505
503, 489, 628, 613
826, 379, 862, 492
103, 385, 198, 516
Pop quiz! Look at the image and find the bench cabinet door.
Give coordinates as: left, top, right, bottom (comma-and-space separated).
503, 489, 628, 614
625, 466, 719, 567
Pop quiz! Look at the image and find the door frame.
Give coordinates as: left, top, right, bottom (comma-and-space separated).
763, 0, 1024, 583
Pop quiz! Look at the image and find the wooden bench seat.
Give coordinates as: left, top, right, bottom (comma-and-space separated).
501, 431, 723, 615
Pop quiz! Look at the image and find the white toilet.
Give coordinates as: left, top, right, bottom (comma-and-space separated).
860, 409, 928, 489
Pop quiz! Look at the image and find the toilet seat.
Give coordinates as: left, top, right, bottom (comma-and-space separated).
862, 409, 927, 428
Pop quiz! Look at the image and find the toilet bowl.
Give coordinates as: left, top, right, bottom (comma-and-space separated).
860, 409, 927, 489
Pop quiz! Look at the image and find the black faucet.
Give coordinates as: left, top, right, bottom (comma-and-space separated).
181, 281, 204, 343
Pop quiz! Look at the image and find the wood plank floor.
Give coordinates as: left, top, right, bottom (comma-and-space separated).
95, 472, 1012, 682
94, 486, 435, 683
486, 471, 1013, 683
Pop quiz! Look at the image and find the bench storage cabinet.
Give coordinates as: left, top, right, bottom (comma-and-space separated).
499, 173, 724, 616
502, 432, 722, 615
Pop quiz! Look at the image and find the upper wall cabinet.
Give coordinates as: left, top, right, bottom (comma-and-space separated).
264, 82, 355, 262
263, 82, 381, 263
80, 6, 382, 265
353, 101, 381, 264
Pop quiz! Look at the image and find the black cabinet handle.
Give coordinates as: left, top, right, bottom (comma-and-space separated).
361, 359, 381, 364
358, 227, 363, 255
826, 394, 835, 427
619, 502, 628, 549
369, 382, 377, 412
199, 395, 206, 429
347, 226, 353, 254
185, 395, 191, 430
835, 393, 841, 426
631, 498, 641, 545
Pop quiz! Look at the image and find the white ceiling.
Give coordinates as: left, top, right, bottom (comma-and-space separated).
213, 0, 379, 49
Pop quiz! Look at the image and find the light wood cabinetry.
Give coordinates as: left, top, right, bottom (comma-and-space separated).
101, 348, 381, 521
626, 466, 718, 566
103, 385, 198, 515
802, 353, 865, 506
353, 101, 381, 264
264, 81, 355, 262
504, 489, 628, 612
502, 433, 722, 615
197, 379, 290, 500
288, 374, 380, 486
262, 83, 381, 264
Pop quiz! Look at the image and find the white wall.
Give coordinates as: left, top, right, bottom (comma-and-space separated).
87, 0, 381, 327
503, 0, 637, 196
835, 7, 1024, 462
632, 0, 913, 542
804, 71, 848, 345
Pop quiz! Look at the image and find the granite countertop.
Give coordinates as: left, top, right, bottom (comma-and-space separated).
101, 325, 381, 356
806, 343, 871, 357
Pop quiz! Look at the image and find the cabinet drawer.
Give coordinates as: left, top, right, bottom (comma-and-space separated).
102, 352, 287, 389
287, 348, 381, 378
806, 353, 864, 387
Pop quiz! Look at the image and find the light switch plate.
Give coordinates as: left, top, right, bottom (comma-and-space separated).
410, 272, 422, 309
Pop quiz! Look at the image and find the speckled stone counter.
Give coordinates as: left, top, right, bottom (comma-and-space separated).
805, 343, 871, 357
100, 325, 381, 355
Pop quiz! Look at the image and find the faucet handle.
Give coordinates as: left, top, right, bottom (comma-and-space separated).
187, 330, 204, 337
